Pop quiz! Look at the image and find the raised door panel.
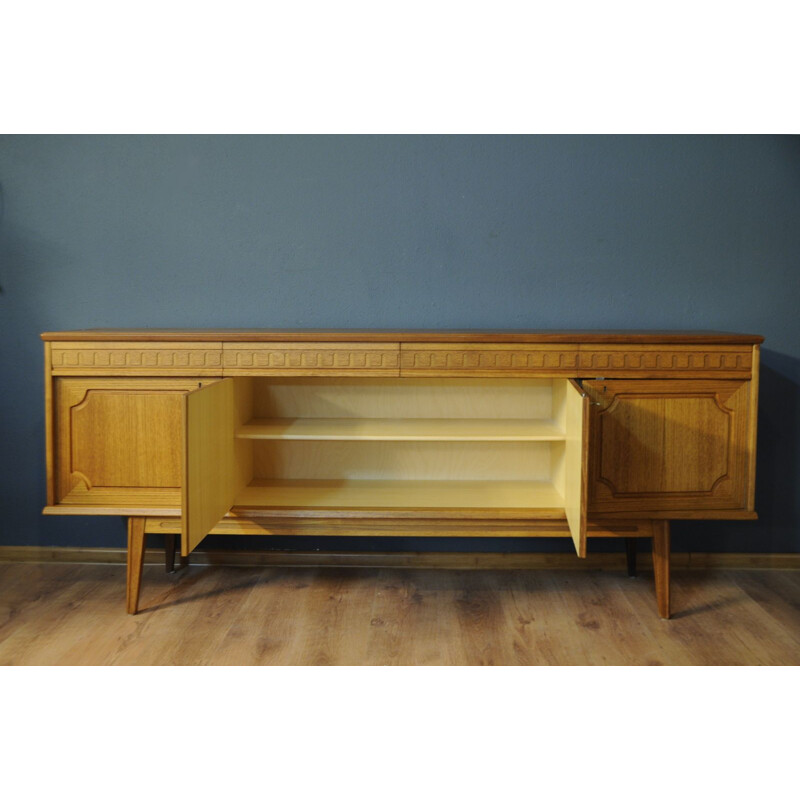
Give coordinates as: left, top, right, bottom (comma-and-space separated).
53, 378, 218, 511
585, 380, 752, 514
564, 379, 590, 557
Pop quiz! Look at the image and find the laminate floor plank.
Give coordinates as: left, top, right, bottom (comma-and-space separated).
128, 568, 260, 666
507, 572, 595, 665
209, 570, 314, 666
106, 567, 243, 666
558, 570, 672, 665
364, 571, 442, 665
371, 571, 471, 666
0, 563, 49, 640
19, 566, 126, 666
0, 564, 798, 666
500, 573, 560, 665
612, 574, 699, 666
675, 571, 800, 665
0, 565, 115, 665
729, 571, 800, 647
544, 571, 635, 665
411, 571, 473, 666
623, 571, 799, 666
283, 569, 368, 666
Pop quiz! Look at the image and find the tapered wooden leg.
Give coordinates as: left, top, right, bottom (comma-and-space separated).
625, 537, 637, 577
126, 517, 147, 615
165, 534, 177, 573
652, 521, 671, 619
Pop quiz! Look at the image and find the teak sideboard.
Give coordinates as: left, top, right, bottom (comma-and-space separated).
41, 329, 763, 618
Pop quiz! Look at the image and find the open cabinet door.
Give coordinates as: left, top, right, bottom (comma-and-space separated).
564, 379, 590, 557
181, 378, 237, 557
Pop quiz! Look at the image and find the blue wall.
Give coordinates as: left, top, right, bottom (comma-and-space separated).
1, 135, 798, 554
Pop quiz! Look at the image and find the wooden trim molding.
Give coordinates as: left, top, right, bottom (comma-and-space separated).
2, 546, 798, 570
222, 343, 400, 375
50, 342, 223, 375
399, 343, 753, 378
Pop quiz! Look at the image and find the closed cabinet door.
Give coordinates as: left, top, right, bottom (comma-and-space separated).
584, 380, 755, 514
53, 378, 219, 510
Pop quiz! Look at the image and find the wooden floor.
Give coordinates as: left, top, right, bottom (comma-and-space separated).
0, 562, 798, 665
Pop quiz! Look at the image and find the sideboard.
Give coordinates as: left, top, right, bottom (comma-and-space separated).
41, 329, 762, 618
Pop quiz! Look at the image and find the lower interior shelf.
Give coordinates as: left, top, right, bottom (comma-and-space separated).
233, 479, 565, 511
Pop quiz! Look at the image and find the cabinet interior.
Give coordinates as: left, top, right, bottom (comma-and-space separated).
227, 377, 573, 512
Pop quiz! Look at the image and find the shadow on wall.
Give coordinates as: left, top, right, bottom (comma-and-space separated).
752, 354, 800, 543
0, 180, 5, 294
672, 351, 800, 553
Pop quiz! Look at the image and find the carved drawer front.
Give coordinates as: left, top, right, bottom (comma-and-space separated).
53, 378, 217, 510
400, 344, 753, 377
222, 343, 400, 375
585, 380, 753, 513
50, 342, 223, 375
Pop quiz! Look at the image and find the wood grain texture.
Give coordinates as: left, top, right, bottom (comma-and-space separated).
44, 342, 55, 506
653, 521, 671, 619
54, 378, 217, 509
41, 329, 765, 344
152, 515, 646, 533
50, 341, 223, 375
43, 500, 182, 516
589, 509, 759, 520
182, 379, 238, 556
585, 379, 752, 513
564, 379, 589, 557
747, 344, 760, 510
71, 392, 184, 488
399, 343, 753, 378
2, 563, 795, 665
126, 517, 146, 614
222, 343, 400, 375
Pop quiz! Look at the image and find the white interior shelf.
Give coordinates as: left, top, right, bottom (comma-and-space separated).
233, 479, 565, 510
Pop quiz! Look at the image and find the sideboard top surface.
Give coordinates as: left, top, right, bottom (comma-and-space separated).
41, 329, 765, 344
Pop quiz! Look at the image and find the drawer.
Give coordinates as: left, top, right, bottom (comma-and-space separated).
50, 342, 223, 375
222, 343, 400, 375
400, 343, 754, 378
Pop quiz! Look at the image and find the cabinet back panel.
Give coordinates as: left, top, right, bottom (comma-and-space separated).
252, 440, 554, 481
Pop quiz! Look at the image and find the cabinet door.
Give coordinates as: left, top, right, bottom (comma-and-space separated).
181, 378, 239, 556
53, 378, 218, 511
564, 379, 590, 557
584, 380, 753, 514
